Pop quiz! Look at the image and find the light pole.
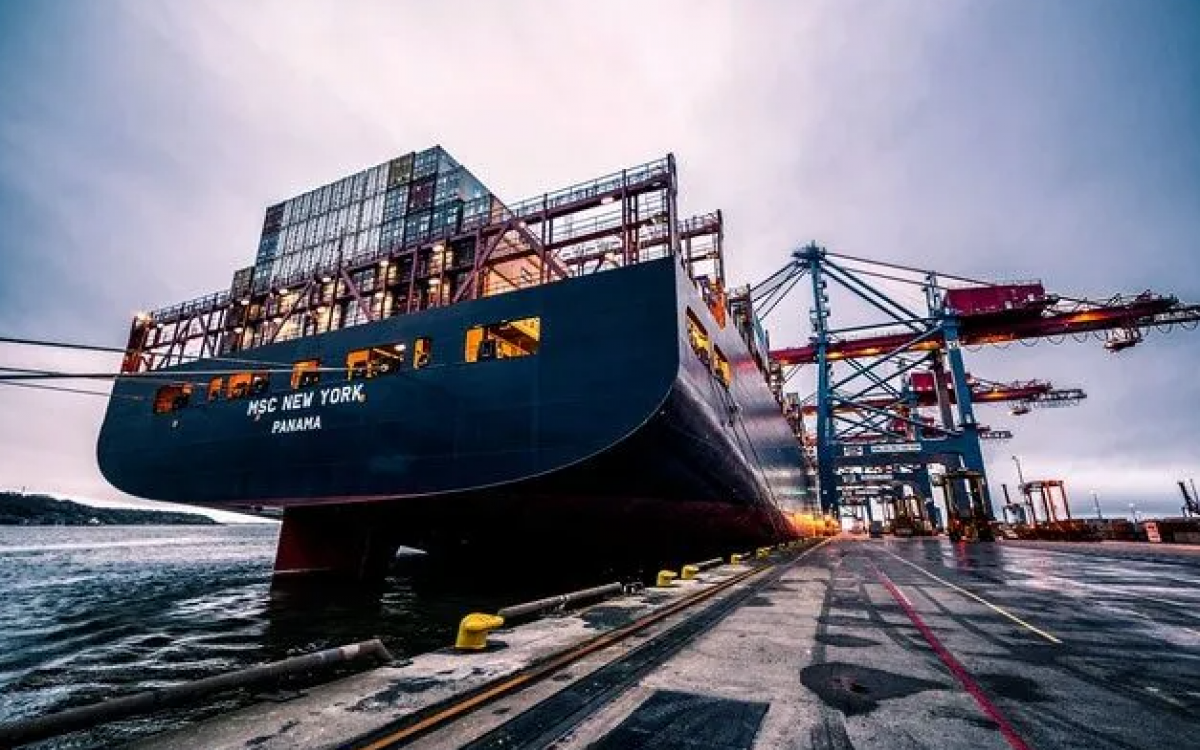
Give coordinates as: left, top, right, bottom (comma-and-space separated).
1129, 502, 1139, 523
1091, 489, 1103, 520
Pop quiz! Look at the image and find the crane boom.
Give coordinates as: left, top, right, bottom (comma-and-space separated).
771, 293, 1200, 364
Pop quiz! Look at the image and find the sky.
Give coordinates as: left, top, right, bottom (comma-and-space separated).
0, 0, 1198, 520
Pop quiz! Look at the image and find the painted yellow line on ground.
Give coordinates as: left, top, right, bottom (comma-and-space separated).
884, 550, 1062, 645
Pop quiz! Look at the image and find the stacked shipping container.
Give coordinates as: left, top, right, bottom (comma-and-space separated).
245, 146, 493, 294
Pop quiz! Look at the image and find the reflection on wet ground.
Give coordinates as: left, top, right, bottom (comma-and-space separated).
806, 538, 1200, 748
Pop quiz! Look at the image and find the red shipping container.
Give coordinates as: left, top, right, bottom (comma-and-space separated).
944, 284, 1045, 316
910, 371, 935, 392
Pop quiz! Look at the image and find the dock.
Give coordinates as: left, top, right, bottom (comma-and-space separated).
118, 537, 1200, 750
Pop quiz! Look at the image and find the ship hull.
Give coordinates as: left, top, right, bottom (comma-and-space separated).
98, 258, 808, 579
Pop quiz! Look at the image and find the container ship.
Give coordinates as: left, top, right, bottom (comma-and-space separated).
97, 150, 811, 580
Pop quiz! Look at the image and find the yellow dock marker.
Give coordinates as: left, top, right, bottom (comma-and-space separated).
455, 613, 505, 651
884, 551, 1062, 644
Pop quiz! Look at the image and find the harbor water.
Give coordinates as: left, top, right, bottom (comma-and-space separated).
0, 524, 551, 749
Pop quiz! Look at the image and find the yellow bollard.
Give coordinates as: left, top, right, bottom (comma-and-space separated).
756, 546, 771, 559
730, 553, 744, 565
656, 570, 678, 588
455, 613, 505, 651
681, 564, 700, 580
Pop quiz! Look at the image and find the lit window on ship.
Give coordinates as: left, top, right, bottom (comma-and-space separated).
464, 317, 541, 362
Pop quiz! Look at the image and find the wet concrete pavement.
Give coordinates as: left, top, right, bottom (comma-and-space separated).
404, 538, 1200, 749
119, 538, 1200, 749
808, 539, 1200, 749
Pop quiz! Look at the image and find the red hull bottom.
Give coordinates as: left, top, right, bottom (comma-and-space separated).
272, 495, 799, 583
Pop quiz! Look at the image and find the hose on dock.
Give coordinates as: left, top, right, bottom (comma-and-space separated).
497, 582, 625, 621
457, 583, 628, 651
0, 639, 394, 748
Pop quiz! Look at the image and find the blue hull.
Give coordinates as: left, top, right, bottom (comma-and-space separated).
98, 258, 807, 576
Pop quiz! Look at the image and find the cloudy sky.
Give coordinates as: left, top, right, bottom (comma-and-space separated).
1, 0, 1197, 520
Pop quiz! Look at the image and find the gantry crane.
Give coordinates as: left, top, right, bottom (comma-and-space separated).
745, 242, 1200, 531
786, 361, 1084, 522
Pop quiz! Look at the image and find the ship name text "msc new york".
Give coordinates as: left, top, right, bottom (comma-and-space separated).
244, 383, 366, 434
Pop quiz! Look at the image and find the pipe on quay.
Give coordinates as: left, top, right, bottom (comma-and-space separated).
457, 582, 627, 652
497, 582, 625, 621
681, 557, 724, 580
0, 639, 394, 749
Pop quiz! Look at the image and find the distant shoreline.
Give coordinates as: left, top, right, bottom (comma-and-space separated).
1, 492, 220, 526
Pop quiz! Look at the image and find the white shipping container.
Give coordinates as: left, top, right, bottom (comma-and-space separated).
368, 164, 384, 196
368, 194, 384, 228
271, 253, 290, 281
351, 199, 367, 233
280, 224, 296, 255
299, 191, 313, 222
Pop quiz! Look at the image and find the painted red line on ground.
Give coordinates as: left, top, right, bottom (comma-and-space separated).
873, 564, 1033, 750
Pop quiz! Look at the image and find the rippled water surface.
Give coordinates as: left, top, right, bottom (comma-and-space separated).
0, 524, 539, 749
